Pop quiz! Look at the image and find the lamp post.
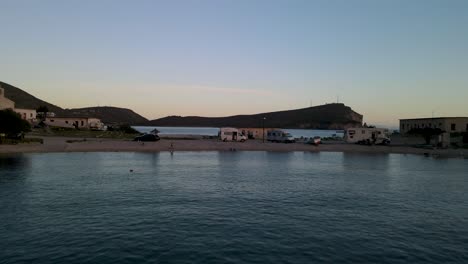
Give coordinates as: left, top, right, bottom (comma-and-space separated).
262, 117, 266, 143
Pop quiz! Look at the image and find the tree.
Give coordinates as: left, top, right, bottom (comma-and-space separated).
0, 109, 31, 137
408, 127, 444, 145
36, 105, 49, 120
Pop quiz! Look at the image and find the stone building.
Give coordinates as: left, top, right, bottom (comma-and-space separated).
0, 87, 15, 110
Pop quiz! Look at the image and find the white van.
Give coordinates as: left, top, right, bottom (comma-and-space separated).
344, 128, 391, 145
219, 127, 247, 142
267, 130, 295, 143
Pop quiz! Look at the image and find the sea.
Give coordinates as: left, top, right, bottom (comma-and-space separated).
133, 126, 344, 138
1, 152, 467, 263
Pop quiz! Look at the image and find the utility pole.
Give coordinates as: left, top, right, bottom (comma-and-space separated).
262, 117, 266, 143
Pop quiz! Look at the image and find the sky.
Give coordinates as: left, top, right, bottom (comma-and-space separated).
1, 0, 467, 127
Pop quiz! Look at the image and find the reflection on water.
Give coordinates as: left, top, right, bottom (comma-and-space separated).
0, 154, 30, 170
0, 152, 468, 264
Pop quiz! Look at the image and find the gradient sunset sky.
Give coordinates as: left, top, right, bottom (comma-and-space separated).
1, 0, 467, 126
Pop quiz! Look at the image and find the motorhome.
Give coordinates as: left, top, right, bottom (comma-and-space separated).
344, 127, 391, 145
267, 130, 295, 143
219, 127, 247, 142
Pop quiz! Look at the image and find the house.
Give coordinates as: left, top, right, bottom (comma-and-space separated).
14, 108, 37, 122
45, 117, 106, 130
0, 86, 37, 122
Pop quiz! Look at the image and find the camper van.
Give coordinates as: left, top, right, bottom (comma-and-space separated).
267, 130, 295, 143
219, 127, 247, 142
344, 128, 391, 145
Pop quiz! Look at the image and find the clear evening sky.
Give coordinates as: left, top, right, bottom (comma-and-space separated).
1, 0, 467, 127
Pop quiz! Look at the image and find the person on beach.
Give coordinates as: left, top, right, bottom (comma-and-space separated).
169, 142, 174, 155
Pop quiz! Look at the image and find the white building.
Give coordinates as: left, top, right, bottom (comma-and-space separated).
0, 86, 37, 122
400, 117, 468, 147
14, 108, 37, 122
400, 117, 468, 134
45, 117, 106, 130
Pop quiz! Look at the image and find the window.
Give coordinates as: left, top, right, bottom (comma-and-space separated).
50, 119, 54, 122
65, 121, 69, 124
348, 130, 355, 135
81, 121, 84, 126
401, 124, 405, 129
451, 124, 456, 131
30, 113, 33, 117
428, 123, 431, 128
362, 130, 366, 134
466, 123, 468, 131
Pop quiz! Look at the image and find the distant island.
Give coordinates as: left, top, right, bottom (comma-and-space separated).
1, 81, 362, 129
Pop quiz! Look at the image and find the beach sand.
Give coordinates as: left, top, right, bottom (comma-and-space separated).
1, 136, 467, 158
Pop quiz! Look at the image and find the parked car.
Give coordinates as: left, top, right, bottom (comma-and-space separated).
133, 134, 160, 142
307, 136, 321, 146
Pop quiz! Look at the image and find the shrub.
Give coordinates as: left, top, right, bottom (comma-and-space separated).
0, 109, 31, 137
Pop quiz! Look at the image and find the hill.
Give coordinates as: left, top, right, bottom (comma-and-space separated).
0, 81, 148, 125
147, 103, 363, 129
63, 106, 148, 125
0, 81, 64, 113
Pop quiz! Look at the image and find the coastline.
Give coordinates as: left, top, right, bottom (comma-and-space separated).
1, 136, 467, 158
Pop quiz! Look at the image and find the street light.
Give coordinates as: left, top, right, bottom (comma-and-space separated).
262, 117, 266, 143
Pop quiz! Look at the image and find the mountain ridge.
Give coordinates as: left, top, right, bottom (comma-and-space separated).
0, 81, 148, 125
147, 103, 363, 129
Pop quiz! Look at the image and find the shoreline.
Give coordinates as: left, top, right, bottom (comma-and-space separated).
1, 136, 467, 158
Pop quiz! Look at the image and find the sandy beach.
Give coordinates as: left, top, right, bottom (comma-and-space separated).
0, 136, 467, 158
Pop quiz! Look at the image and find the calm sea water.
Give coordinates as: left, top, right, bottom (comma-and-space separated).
1, 152, 467, 264
133, 126, 344, 138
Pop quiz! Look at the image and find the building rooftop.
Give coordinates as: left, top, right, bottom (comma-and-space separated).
400, 117, 468, 121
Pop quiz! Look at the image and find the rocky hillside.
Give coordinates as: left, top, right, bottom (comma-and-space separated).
147, 103, 363, 129
0, 81, 64, 113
